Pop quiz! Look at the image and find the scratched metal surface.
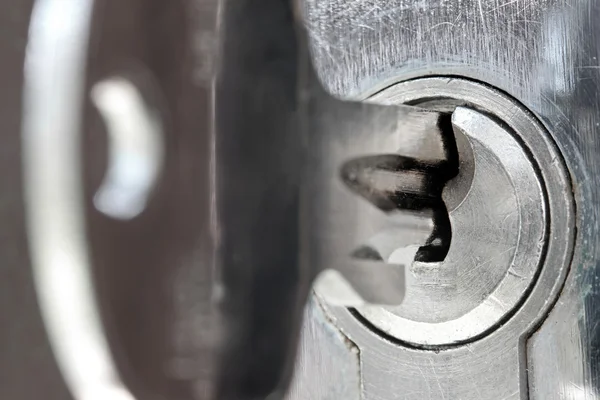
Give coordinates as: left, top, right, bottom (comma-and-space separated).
292, 0, 600, 399
286, 297, 360, 400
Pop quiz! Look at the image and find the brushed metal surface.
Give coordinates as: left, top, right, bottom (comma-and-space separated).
304, 96, 454, 306
20, 1, 465, 398
357, 102, 547, 346
304, 76, 573, 399
7, 0, 598, 398
293, 0, 598, 398
286, 297, 361, 400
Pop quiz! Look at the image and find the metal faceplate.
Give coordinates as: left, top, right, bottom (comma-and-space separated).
289, 1, 600, 399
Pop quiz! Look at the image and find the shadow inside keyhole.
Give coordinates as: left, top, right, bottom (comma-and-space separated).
414, 207, 453, 262
340, 114, 459, 264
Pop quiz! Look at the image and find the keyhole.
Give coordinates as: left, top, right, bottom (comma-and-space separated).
341, 113, 459, 264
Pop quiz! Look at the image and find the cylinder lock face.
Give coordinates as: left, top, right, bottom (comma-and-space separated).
309, 77, 575, 399
354, 78, 559, 346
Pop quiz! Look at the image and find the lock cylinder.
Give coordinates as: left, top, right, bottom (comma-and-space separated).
322, 77, 575, 348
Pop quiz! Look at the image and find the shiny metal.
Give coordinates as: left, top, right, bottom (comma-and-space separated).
22, 2, 135, 400
291, 0, 595, 393
17, 0, 600, 399
21, 1, 462, 399
310, 77, 574, 399
358, 105, 546, 345
215, 0, 466, 394
305, 96, 458, 306
287, 296, 361, 400
354, 79, 555, 346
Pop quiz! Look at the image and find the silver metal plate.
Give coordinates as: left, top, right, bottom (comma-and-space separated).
308, 76, 573, 399
356, 79, 551, 346
289, 0, 598, 398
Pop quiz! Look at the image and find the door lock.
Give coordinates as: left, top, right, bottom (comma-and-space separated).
295, 77, 575, 400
